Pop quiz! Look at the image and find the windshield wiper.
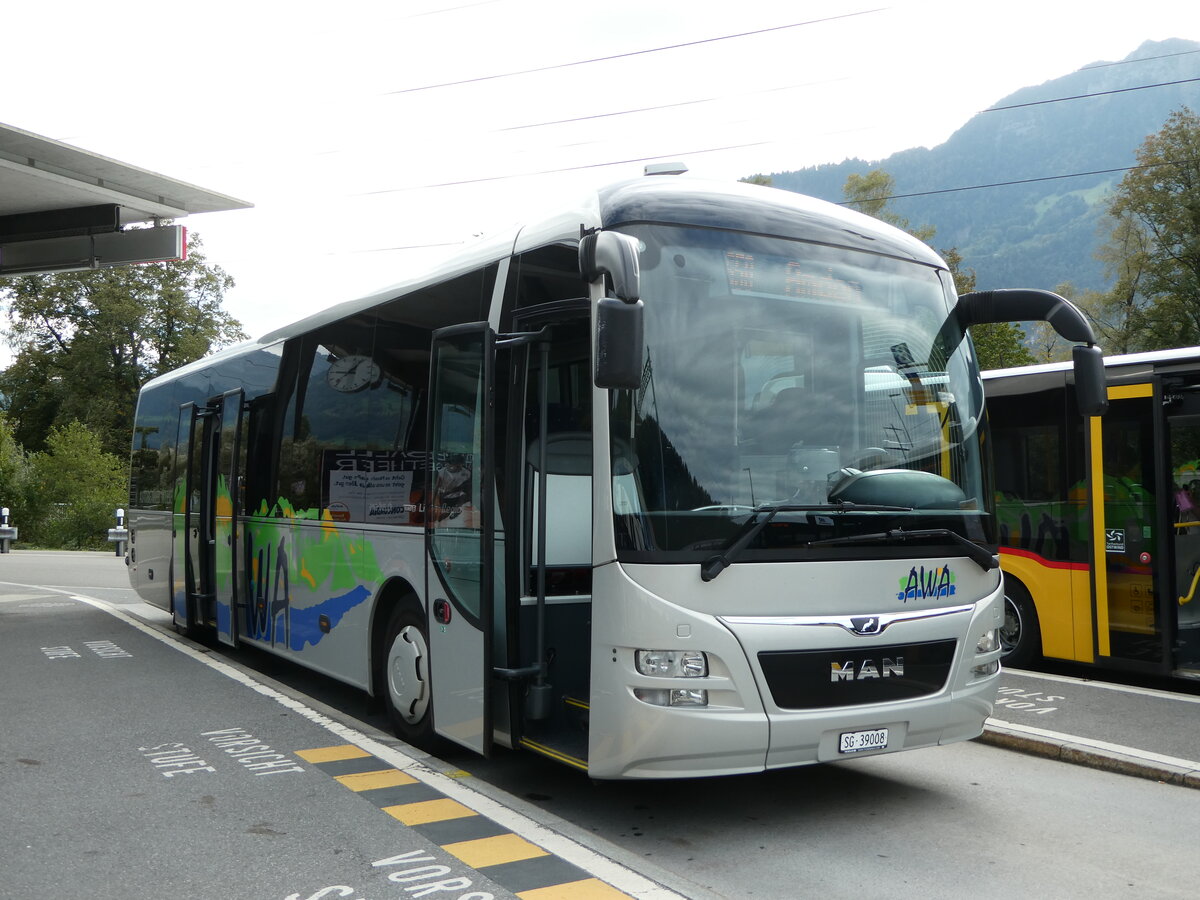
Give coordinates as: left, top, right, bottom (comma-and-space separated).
807, 527, 998, 572
699, 501, 914, 582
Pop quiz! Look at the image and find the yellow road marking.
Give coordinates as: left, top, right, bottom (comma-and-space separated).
294, 745, 371, 763
443, 832, 550, 867
518, 879, 636, 900
382, 797, 478, 825
335, 768, 417, 791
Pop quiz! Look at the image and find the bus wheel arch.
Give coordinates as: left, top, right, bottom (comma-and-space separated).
372, 583, 439, 749
999, 574, 1041, 668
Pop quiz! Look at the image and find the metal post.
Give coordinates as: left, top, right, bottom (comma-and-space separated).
107, 508, 129, 557
0, 507, 14, 554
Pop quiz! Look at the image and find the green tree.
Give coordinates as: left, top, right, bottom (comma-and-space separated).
1101, 106, 1200, 351
740, 174, 774, 186
21, 420, 127, 549
843, 170, 935, 243
0, 412, 29, 527
0, 231, 246, 455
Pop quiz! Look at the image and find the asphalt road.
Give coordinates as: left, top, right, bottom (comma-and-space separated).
3, 551, 1197, 899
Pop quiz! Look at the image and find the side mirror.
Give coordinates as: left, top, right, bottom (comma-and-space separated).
581, 231, 644, 389
1072, 344, 1108, 417
594, 297, 644, 389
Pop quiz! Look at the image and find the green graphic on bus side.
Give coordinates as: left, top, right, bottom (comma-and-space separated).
229, 487, 388, 652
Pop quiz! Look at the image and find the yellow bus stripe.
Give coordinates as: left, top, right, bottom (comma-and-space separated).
382, 797, 477, 825
335, 768, 417, 791
295, 744, 371, 763
1107, 383, 1153, 400
442, 832, 551, 868
1089, 414, 1111, 656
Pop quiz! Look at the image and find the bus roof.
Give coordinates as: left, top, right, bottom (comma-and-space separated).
983, 345, 1200, 384
144, 174, 947, 392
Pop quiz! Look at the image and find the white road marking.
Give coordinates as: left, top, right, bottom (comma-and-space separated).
62, 589, 688, 900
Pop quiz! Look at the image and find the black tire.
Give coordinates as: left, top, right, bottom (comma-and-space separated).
999, 577, 1041, 668
380, 605, 439, 751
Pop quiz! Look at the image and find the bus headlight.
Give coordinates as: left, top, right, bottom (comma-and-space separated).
636, 649, 708, 678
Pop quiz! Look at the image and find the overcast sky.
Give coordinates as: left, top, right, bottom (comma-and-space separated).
4, 0, 1200, 343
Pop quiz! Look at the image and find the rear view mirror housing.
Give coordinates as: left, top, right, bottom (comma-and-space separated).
581, 231, 644, 389
1071, 344, 1108, 417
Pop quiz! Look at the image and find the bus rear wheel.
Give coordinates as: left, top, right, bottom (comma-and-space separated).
382, 606, 438, 750
999, 578, 1040, 668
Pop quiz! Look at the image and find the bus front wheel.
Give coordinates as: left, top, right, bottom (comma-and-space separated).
383, 606, 438, 750
999, 578, 1041, 668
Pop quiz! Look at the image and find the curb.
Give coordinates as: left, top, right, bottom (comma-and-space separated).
979, 720, 1200, 790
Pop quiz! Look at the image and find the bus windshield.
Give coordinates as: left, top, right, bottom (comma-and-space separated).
608, 222, 993, 563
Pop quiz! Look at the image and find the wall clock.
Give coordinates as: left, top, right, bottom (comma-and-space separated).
326, 354, 380, 392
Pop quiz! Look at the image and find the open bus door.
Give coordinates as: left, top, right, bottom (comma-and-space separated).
426, 323, 495, 755
173, 392, 245, 644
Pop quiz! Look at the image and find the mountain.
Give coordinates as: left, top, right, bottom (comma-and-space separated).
763, 39, 1200, 294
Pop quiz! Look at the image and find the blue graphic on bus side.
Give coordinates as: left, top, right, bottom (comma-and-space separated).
288, 585, 372, 651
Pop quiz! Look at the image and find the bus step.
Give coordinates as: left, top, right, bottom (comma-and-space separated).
518, 734, 588, 771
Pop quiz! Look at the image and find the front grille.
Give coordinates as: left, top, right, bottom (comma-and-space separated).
758, 639, 957, 709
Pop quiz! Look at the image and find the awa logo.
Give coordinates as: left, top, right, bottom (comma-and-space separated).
897, 564, 955, 602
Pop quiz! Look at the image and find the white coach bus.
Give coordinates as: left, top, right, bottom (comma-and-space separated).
125, 169, 1105, 778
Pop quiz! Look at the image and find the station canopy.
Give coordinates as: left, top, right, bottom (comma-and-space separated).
0, 122, 251, 276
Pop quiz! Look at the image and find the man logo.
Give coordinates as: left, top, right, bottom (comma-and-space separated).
850, 616, 882, 635
831, 658, 905, 682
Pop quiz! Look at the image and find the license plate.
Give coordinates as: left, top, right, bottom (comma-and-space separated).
839, 728, 889, 753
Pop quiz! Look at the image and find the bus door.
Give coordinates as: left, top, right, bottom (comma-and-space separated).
212, 390, 245, 648
1091, 384, 1166, 669
506, 310, 593, 768
175, 393, 245, 643
173, 402, 200, 632
1164, 387, 1200, 674
426, 323, 495, 754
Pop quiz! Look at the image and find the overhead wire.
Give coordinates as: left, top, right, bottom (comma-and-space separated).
360, 6, 1199, 211
496, 77, 850, 132
384, 8, 886, 94
359, 141, 771, 194
842, 159, 1199, 206
984, 77, 1200, 112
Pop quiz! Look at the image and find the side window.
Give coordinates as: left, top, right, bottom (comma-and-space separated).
131, 381, 179, 511
276, 319, 391, 520
271, 265, 499, 523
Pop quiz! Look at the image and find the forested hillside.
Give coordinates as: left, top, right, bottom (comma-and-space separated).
762, 38, 1200, 293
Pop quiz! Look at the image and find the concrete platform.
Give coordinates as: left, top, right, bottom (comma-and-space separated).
980, 666, 1200, 789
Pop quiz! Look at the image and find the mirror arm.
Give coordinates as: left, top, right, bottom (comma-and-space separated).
957, 288, 1098, 345
958, 289, 1108, 417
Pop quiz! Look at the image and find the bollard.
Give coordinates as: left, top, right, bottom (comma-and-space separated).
107, 507, 129, 557
0, 507, 17, 554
